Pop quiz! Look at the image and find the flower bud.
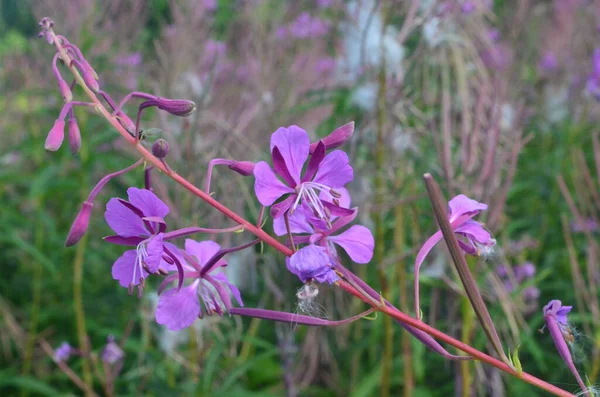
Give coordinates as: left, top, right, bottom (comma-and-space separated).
57, 79, 73, 103
152, 139, 169, 159
228, 161, 255, 176
68, 116, 81, 154
309, 121, 354, 153
65, 201, 93, 247
141, 98, 196, 117
45, 119, 66, 151
72, 60, 99, 92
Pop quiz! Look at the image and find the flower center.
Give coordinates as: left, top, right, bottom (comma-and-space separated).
131, 238, 151, 290
293, 181, 334, 226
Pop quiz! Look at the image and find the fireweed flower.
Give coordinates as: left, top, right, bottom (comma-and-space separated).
101, 336, 124, 364
274, 189, 375, 265
543, 300, 589, 394
254, 125, 353, 223
54, 342, 73, 362
414, 194, 495, 312
587, 48, 600, 100
104, 187, 172, 292
155, 239, 243, 331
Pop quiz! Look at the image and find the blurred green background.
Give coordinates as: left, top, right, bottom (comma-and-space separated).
1, 0, 599, 396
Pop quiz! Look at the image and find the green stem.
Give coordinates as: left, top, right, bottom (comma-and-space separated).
20, 215, 43, 397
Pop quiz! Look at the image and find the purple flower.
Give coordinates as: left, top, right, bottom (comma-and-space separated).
544, 300, 572, 325
155, 239, 243, 331
54, 342, 73, 362
586, 48, 600, 100
274, 189, 374, 264
539, 51, 558, 72
543, 300, 588, 393
101, 336, 124, 364
286, 244, 339, 284
515, 262, 536, 282
461, 1, 476, 14
523, 286, 540, 301
253, 126, 353, 223
104, 188, 171, 290
289, 13, 330, 39
416, 194, 494, 269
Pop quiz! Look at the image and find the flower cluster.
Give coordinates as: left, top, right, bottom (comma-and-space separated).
496, 262, 540, 304
254, 125, 374, 284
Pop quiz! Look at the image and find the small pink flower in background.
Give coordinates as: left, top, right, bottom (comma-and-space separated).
155, 240, 243, 331
101, 336, 124, 364
54, 342, 73, 362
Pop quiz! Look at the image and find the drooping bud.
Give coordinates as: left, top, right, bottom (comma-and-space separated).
67, 116, 81, 154
228, 161, 255, 176
309, 121, 354, 153
45, 120, 66, 151
72, 60, 99, 93
152, 139, 169, 159
57, 79, 73, 103
65, 201, 93, 247
141, 98, 196, 117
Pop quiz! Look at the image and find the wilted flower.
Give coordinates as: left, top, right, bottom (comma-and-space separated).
543, 300, 588, 394
416, 194, 495, 270
287, 244, 338, 284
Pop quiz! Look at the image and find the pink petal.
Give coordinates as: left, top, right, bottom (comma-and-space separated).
448, 194, 487, 222
155, 281, 200, 331
127, 187, 170, 218
212, 273, 244, 307
105, 198, 148, 237
455, 219, 493, 244
145, 233, 164, 272
273, 206, 315, 236
312, 150, 353, 188
112, 250, 147, 288
253, 161, 294, 206
269, 126, 310, 184
329, 225, 374, 263
185, 239, 221, 267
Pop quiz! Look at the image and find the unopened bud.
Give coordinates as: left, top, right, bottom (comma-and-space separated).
141, 98, 196, 117
57, 79, 73, 103
45, 119, 66, 151
72, 60, 99, 92
228, 161, 255, 176
309, 121, 354, 153
65, 201, 93, 247
68, 116, 81, 154
152, 139, 169, 158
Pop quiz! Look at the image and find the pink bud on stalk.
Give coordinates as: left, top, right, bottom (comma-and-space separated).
65, 201, 93, 247
309, 121, 354, 153
72, 60, 100, 93
152, 139, 169, 159
44, 120, 66, 151
140, 98, 196, 117
228, 161, 255, 176
67, 115, 81, 154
